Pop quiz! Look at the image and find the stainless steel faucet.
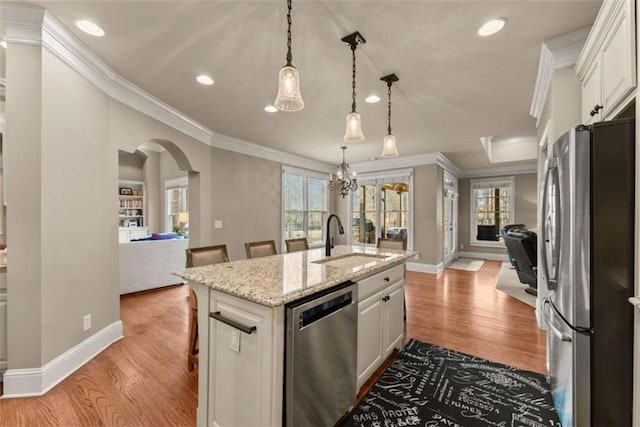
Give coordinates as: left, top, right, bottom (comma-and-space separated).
325, 214, 345, 256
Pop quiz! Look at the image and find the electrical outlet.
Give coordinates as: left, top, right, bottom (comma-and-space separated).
214, 220, 223, 229
229, 329, 240, 352
459, 244, 464, 250
83, 314, 91, 332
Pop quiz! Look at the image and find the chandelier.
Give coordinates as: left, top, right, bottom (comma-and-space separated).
274, 0, 304, 111
329, 146, 358, 198
341, 31, 366, 142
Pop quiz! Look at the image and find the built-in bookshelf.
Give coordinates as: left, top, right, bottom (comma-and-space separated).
118, 180, 148, 242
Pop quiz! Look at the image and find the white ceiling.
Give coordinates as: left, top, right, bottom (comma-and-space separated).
15, 1, 601, 169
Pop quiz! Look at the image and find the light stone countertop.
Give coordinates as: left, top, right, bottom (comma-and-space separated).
173, 244, 417, 307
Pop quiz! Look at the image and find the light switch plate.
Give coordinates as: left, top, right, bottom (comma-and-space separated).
229, 329, 240, 352
214, 220, 223, 229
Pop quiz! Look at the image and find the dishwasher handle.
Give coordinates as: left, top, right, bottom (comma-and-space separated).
209, 311, 257, 335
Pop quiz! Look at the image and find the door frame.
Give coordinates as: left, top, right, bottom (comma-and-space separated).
443, 170, 458, 265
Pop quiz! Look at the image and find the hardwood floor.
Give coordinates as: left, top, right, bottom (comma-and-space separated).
0, 285, 198, 426
404, 260, 546, 374
0, 261, 545, 426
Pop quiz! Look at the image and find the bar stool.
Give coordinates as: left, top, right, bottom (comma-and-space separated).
185, 244, 229, 371
285, 238, 309, 253
244, 240, 277, 259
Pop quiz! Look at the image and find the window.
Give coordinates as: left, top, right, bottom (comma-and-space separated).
282, 167, 328, 248
470, 177, 515, 247
349, 170, 413, 249
166, 177, 188, 235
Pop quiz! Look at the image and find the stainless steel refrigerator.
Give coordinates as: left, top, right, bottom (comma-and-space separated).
540, 118, 634, 427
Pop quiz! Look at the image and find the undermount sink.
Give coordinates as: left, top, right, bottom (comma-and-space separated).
313, 253, 387, 269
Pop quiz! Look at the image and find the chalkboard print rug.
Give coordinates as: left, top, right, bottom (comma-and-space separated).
343, 339, 559, 427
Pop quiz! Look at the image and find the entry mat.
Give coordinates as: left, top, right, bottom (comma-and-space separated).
343, 340, 560, 427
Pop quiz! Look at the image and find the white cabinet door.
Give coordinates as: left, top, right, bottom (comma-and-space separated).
383, 281, 405, 357
601, 4, 636, 118
581, 57, 602, 125
357, 289, 384, 389
208, 294, 279, 427
118, 230, 130, 243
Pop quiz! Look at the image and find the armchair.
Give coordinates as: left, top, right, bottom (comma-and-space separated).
503, 229, 538, 296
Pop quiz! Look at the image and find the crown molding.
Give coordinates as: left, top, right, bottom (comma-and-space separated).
460, 163, 537, 179
0, 6, 332, 173
530, 27, 591, 120
350, 152, 463, 177
1, 3, 45, 45
211, 132, 334, 173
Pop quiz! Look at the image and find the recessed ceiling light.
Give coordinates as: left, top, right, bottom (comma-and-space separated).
478, 18, 507, 37
264, 105, 278, 113
0, 41, 6, 49
365, 95, 381, 104
196, 75, 214, 85
74, 19, 105, 37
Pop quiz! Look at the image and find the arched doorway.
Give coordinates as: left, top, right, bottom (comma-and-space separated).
117, 139, 199, 296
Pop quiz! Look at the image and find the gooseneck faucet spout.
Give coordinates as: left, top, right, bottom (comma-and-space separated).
325, 214, 345, 257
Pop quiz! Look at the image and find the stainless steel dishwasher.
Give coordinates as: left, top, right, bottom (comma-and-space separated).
285, 281, 357, 427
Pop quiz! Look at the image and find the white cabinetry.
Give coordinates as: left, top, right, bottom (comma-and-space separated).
356, 264, 405, 389
193, 261, 407, 427
203, 287, 283, 427
118, 228, 149, 243
576, 0, 636, 124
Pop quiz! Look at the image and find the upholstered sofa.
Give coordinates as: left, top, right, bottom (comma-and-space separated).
119, 238, 189, 294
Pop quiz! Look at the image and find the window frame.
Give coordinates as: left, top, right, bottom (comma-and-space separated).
165, 176, 188, 234
347, 169, 414, 250
469, 176, 515, 248
282, 166, 329, 250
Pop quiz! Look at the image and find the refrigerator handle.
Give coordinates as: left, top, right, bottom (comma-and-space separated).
540, 160, 558, 291
628, 297, 640, 308
542, 299, 572, 342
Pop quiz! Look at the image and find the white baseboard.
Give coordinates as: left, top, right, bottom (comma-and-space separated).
458, 251, 509, 262
2, 320, 123, 398
406, 261, 444, 274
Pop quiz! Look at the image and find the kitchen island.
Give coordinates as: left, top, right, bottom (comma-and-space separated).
174, 244, 416, 427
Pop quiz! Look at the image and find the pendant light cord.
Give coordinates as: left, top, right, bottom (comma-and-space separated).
387, 81, 392, 134
286, 0, 293, 66
351, 45, 357, 113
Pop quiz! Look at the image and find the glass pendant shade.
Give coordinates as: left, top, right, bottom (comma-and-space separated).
381, 134, 399, 157
344, 112, 365, 143
275, 66, 304, 112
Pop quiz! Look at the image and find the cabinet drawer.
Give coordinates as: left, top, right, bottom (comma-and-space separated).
358, 263, 404, 301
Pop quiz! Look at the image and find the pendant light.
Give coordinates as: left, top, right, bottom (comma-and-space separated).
380, 73, 399, 157
329, 146, 358, 198
274, 0, 304, 112
341, 32, 366, 142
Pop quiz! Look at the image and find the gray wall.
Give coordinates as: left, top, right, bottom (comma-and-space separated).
413, 164, 443, 265
6, 44, 216, 370
458, 173, 538, 255
118, 151, 144, 181
5, 43, 44, 368
143, 151, 161, 233
209, 148, 282, 261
